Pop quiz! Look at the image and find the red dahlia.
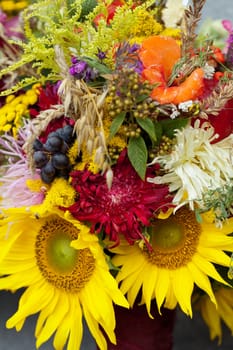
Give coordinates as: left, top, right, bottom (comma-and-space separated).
68, 150, 172, 246
30, 83, 74, 142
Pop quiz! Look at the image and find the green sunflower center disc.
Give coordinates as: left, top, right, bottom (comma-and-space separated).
47, 232, 78, 273
146, 208, 201, 269
35, 215, 95, 292
152, 221, 183, 250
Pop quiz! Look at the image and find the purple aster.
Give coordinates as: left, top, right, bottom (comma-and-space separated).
69, 60, 88, 77
96, 49, 106, 61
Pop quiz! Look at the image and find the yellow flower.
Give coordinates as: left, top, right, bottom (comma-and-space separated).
34, 178, 76, 216
0, 207, 128, 350
111, 207, 233, 318
0, 0, 28, 12
129, 8, 163, 37
0, 86, 39, 136
195, 287, 233, 344
160, 28, 181, 40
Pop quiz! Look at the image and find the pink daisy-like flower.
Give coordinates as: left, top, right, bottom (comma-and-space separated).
68, 150, 172, 246
0, 122, 45, 207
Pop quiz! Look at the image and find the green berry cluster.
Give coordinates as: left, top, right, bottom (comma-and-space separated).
108, 145, 123, 161
122, 123, 141, 138
148, 135, 176, 160
108, 68, 155, 119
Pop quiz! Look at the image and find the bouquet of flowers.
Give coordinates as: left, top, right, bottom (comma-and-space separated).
0, 0, 233, 349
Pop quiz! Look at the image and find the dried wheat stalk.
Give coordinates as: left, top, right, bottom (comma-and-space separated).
199, 80, 233, 118
23, 105, 65, 169
181, 0, 206, 56
55, 45, 111, 172
73, 81, 111, 172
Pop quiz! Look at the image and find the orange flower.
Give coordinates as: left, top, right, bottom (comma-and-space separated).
139, 36, 204, 104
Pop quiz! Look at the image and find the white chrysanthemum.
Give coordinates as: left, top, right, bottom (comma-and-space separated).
148, 121, 233, 210
162, 0, 186, 28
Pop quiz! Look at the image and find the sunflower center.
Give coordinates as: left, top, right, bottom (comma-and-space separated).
47, 232, 78, 273
145, 208, 201, 269
35, 215, 95, 292
151, 221, 184, 250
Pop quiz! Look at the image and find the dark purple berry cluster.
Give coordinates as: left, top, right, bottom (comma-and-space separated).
33, 125, 75, 184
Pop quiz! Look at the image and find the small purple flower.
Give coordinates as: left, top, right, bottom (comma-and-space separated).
71, 56, 79, 64
115, 42, 143, 74
69, 57, 100, 82
128, 43, 140, 54
84, 67, 98, 82
69, 60, 88, 78
74, 61, 88, 74
134, 60, 144, 74
96, 49, 106, 61
222, 20, 233, 69
69, 66, 77, 76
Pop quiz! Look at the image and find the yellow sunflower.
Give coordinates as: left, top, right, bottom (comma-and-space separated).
111, 207, 233, 318
195, 286, 233, 344
0, 207, 128, 350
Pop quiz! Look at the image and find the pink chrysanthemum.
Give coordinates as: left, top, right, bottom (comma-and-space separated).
0, 122, 45, 207
68, 150, 172, 245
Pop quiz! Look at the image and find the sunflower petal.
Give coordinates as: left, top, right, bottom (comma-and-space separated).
154, 269, 170, 314
187, 261, 216, 305
142, 265, 158, 318
172, 267, 194, 317
67, 297, 83, 350
193, 254, 229, 286
198, 246, 231, 266
36, 291, 69, 348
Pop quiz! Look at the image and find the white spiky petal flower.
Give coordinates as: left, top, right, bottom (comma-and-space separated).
148, 120, 233, 210
162, 0, 187, 28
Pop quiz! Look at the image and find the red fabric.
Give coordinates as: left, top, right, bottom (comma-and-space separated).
99, 302, 176, 350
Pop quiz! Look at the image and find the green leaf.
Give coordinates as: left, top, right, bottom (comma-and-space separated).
80, 0, 98, 19
154, 121, 163, 144
195, 210, 203, 224
160, 118, 188, 138
128, 136, 148, 180
136, 118, 157, 142
109, 112, 126, 139
81, 56, 112, 75
136, 94, 148, 103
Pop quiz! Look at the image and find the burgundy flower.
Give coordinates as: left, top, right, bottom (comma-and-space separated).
29, 83, 61, 118
30, 83, 74, 143
67, 150, 172, 246
194, 77, 233, 142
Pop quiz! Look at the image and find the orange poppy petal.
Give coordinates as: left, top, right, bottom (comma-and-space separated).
151, 68, 204, 104
139, 36, 181, 80
172, 68, 204, 104
141, 67, 165, 86
151, 86, 179, 104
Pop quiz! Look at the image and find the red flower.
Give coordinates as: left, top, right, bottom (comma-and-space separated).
106, 0, 125, 23
93, 1, 140, 26
67, 150, 172, 246
30, 83, 74, 142
30, 83, 61, 117
208, 99, 233, 142
195, 75, 233, 142
203, 75, 233, 141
